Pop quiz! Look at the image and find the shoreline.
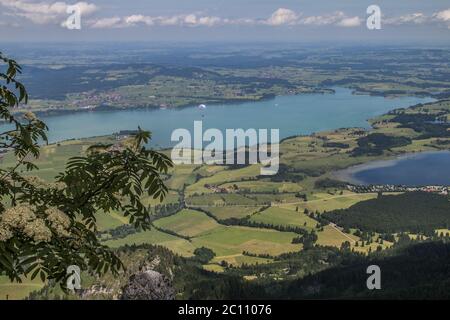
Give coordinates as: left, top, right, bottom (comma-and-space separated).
8, 85, 437, 120
10, 87, 336, 119
332, 150, 450, 186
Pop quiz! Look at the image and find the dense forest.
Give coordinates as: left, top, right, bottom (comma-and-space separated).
323, 192, 450, 234
390, 112, 450, 139
29, 239, 450, 300
272, 241, 450, 299
352, 133, 412, 156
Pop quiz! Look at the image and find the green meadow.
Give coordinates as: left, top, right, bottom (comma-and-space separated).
249, 207, 318, 230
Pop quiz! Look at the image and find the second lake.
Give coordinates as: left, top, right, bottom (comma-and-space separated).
334, 151, 450, 187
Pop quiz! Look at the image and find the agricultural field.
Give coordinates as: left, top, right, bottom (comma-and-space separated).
185, 165, 261, 196
165, 164, 199, 190
249, 207, 318, 231
191, 226, 302, 263
153, 209, 221, 238
185, 193, 260, 206
141, 190, 180, 207
205, 206, 262, 220
316, 225, 359, 248
220, 180, 303, 193
243, 193, 301, 205
104, 227, 196, 257
105, 207, 303, 266
282, 192, 379, 214
202, 264, 225, 273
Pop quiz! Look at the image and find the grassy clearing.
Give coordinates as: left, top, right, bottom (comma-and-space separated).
220, 194, 258, 205
153, 209, 221, 237
316, 225, 359, 248
105, 216, 301, 263
202, 264, 225, 273
220, 180, 303, 193
213, 254, 273, 266
103, 227, 196, 257
249, 207, 318, 230
192, 225, 302, 258
206, 206, 262, 220
204, 254, 272, 268
391, 138, 446, 153
185, 194, 227, 206
165, 164, 199, 190
185, 165, 261, 196
244, 193, 300, 205
282, 192, 379, 213
141, 190, 180, 206
185, 193, 258, 206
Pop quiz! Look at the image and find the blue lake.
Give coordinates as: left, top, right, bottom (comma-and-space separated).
336, 151, 450, 187
38, 87, 433, 147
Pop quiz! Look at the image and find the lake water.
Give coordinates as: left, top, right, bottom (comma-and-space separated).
335, 151, 450, 186
38, 87, 433, 147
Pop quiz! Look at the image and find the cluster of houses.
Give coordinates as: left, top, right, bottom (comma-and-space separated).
72, 92, 123, 109
114, 130, 140, 141
204, 184, 238, 193
347, 184, 449, 195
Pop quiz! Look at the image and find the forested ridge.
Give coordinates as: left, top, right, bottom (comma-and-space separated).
323, 192, 450, 234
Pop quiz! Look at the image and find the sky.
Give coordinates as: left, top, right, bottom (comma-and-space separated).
0, 0, 449, 44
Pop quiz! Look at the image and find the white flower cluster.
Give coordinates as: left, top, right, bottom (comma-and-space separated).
0, 205, 71, 242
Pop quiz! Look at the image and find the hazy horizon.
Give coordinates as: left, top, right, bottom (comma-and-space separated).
1, 0, 449, 44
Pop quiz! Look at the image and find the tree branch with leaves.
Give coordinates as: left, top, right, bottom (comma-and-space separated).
0, 52, 173, 287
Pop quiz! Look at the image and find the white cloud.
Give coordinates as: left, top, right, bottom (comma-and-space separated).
300, 11, 345, 26
125, 15, 154, 26
385, 13, 428, 25
382, 10, 450, 28
2, 3, 450, 31
89, 14, 224, 29
296, 11, 360, 28
90, 17, 122, 29
336, 16, 361, 28
197, 16, 222, 27
87, 9, 364, 29
0, 0, 97, 25
265, 8, 299, 26
434, 9, 450, 22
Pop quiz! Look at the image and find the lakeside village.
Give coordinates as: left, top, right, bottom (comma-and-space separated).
347, 184, 449, 195
203, 183, 449, 196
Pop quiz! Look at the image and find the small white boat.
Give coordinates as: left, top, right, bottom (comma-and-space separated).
198, 104, 207, 110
